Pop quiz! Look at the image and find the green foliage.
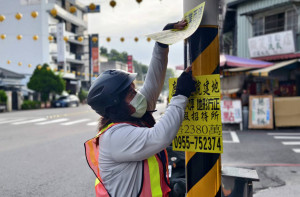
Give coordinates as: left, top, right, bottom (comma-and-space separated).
100, 47, 148, 81
162, 68, 175, 92
0, 90, 7, 104
21, 100, 41, 110
100, 47, 108, 57
79, 88, 88, 103
27, 63, 66, 102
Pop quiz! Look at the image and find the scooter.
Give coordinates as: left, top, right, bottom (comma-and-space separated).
167, 146, 186, 197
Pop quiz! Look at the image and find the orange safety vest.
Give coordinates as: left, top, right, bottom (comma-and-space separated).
84, 123, 171, 197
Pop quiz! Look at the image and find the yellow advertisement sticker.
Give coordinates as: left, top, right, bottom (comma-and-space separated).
169, 74, 223, 153
145, 2, 205, 45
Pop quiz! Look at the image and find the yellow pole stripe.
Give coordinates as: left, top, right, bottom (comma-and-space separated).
192, 34, 219, 76
187, 156, 221, 197
186, 152, 196, 163
148, 156, 163, 197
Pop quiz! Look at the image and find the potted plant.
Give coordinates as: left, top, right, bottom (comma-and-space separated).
0, 90, 7, 112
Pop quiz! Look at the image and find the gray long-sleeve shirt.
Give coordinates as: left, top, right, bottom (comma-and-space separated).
98, 43, 188, 197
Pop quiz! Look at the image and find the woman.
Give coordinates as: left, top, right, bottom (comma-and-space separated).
85, 20, 196, 197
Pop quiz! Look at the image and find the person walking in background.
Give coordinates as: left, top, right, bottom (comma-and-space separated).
85, 20, 196, 197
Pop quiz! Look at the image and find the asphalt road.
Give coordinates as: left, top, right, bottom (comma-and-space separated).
0, 102, 299, 196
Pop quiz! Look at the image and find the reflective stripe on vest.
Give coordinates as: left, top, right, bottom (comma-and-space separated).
84, 123, 170, 197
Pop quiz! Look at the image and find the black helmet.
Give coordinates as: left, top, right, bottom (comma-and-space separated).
87, 69, 137, 116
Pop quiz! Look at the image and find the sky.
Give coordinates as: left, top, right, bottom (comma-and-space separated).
81, 0, 184, 70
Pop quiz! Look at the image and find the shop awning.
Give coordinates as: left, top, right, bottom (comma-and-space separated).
247, 59, 298, 77
220, 54, 273, 68
223, 67, 254, 73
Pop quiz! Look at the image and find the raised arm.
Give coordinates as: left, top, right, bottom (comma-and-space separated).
140, 20, 187, 111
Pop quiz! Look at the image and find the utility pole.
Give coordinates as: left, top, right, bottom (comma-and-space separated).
184, 0, 221, 196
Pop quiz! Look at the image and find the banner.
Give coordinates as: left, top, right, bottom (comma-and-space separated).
169, 74, 223, 153
90, 34, 99, 74
56, 23, 66, 63
127, 55, 133, 73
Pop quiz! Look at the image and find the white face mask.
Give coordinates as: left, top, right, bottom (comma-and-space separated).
130, 91, 147, 118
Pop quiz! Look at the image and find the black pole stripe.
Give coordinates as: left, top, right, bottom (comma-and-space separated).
213, 63, 220, 75
215, 186, 221, 197
186, 153, 220, 191
189, 27, 218, 63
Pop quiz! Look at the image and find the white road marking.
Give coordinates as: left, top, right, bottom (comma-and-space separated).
12, 118, 47, 125
223, 131, 240, 143
87, 122, 98, 126
0, 119, 26, 124
36, 118, 68, 125
292, 149, 300, 153
282, 141, 300, 145
61, 119, 90, 125
268, 133, 300, 135
274, 136, 300, 140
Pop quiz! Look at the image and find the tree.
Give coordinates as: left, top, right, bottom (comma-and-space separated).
27, 63, 65, 102
100, 47, 108, 57
0, 90, 7, 104
100, 47, 148, 81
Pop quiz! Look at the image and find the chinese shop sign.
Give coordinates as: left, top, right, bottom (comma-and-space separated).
169, 74, 223, 153
249, 95, 274, 129
221, 100, 242, 123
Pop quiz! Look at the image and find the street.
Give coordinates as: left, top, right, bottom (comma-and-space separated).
1, 103, 300, 196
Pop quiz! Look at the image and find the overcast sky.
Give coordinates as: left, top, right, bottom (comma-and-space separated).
81, 0, 184, 69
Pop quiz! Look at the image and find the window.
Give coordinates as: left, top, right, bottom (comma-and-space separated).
265, 13, 285, 34
253, 17, 264, 36
286, 9, 298, 33
253, 9, 298, 36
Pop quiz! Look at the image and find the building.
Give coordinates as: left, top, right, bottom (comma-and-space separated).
222, 0, 299, 60
0, 67, 25, 111
100, 61, 128, 74
221, 0, 300, 128
0, 0, 96, 94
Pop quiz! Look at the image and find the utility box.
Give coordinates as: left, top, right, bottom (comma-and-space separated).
221, 167, 259, 197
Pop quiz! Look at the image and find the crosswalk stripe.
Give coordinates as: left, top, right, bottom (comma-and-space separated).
87, 122, 98, 126
61, 119, 90, 126
282, 141, 300, 145
268, 133, 300, 135
223, 131, 240, 143
12, 118, 47, 125
36, 118, 68, 125
0, 119, 25, 124
292, 149, 300, 153
274, 136, 300, 140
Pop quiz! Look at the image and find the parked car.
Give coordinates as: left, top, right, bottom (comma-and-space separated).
52, 95, 79, 107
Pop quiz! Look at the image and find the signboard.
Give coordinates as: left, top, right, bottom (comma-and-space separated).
169, 74, 223, 153
145, 2, 205, 45
221, 100, 242, 123
127, 55, 133, 73
56, 23, 66, 63
90, 34, 99, 74
87, 5, 101, 13
249, 95, 273, 129
248, 30, 295, 58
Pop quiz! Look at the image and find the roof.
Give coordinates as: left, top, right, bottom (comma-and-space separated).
220, 54, 273, 68
0, 67, 25, 79
247, 59, 298, 77
253, 53, 300, 61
